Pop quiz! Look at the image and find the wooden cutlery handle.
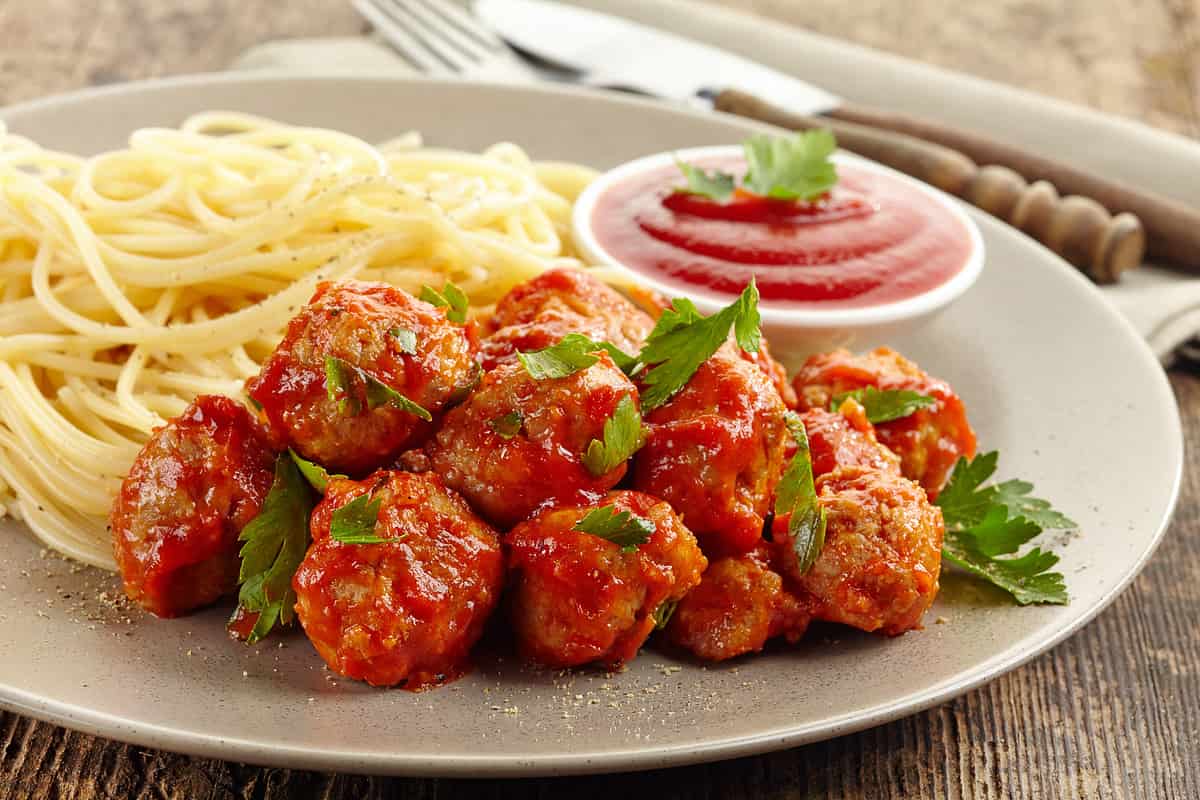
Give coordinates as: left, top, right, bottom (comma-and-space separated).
826, 103, 1200, 269
714, 89, 1149, 282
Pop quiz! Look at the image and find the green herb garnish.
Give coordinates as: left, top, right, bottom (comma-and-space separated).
287, 449, 346, 493
388, 327, 418, 354
517, 333, 603, 380
323, 355, 432, 421
635, 280, 760, 410
572, 505, 655, 552
231, 454, 315, 643
488, 410, 524, 439
830, 387, 937, 424
675, 130, 838, 203
652, 599, 679, 630
676, 159, 736, 202
582, 395, 645, 476
329, 491, 402, 545
774, 411, 827, 575
419, 281, 469, 324
937, 451, 1076, 605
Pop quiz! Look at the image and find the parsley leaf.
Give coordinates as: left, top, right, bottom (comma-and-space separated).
572, 505, 655, 552
517, 333, 603, 380
675, 158, 736, 202
595, 341, 639, 375
388, 327, 418, 354
636, 281, 761, 410
942, 538, 1068, 606
288, 449, 346, 493
488, 410, 524, 439
652, 599, 679, 630
830, 387, 937, 424
231, 453, 315, 643
420, 282, 469, 324
774, 411, 827, 575
742, 130, 838, 201
329, 492, 402, 545
323, 355, 432, 421
582, 395, 645, 476
934, 451, 1000, 528
989, 479, 1079, 531
936, 452, 1075, 605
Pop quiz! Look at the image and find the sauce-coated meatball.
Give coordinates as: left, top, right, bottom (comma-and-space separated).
110, 395, 275, 618
792, 347, 975, 497
293, 471, 503, 689
248, 280, 478, 475
775, 466, 944, 636
429, 354, 639, 529
632, 354, 789, 558
487, 268, 653, 355
505, 491, 707, 669
666, 546, 810, 662
739, 338, 798, 409
800, 402, 901, 478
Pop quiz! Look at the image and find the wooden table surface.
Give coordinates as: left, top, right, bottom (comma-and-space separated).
1, 2, 1197, 798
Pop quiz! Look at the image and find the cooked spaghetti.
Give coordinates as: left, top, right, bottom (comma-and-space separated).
0, 112, 598, 569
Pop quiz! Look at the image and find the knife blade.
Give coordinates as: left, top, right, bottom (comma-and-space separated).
473, 0, 841, 115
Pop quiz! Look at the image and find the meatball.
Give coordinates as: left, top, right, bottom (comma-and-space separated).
631, 354, 789, 558
800, 403, 901, 478
792, 347, 975, 497
110, 395, 276, 618
774, 466, 944, 636
505, 491, 707, 669
247, 280, 478, 475
293, 470, 503, 689
488, 268, 653, 356
429, 353, 639, 529
738, 338, 798, 409
666, 546, 810, 662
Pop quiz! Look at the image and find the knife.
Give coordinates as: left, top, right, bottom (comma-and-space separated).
473, 0, 1200, 280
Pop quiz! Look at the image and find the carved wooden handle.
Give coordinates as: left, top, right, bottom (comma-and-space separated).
713, 89, 1146, 283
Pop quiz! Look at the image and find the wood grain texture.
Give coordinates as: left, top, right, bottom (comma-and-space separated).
2, 1, 1199, 798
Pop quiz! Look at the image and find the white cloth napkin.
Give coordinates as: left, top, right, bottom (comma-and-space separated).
233, 23, 1200, 366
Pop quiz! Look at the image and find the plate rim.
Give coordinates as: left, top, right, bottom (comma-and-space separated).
0, 71, 1184, 778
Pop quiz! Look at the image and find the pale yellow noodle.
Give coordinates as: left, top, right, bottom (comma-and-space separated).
0, 113, 599, 569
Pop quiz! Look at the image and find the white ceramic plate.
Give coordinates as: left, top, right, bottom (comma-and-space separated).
0, 75, 1182, 777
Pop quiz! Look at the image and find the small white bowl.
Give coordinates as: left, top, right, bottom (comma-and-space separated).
573, 146, 985, 355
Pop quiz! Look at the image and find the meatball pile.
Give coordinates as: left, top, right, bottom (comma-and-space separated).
110, 269, 968, 688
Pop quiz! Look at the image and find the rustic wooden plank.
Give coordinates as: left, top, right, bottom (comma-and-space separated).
0, 0, 363, 106
2, 1, 1199, 798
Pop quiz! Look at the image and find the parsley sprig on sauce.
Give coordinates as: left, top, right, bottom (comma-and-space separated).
323, 355, 432, 421
329, 491, 403, 545
937, 452, 1076, 605
677, 130, 839, 203
582, 395, 645, 477
517, 333, 636, 380
419, 281, 470, 324
774, 412, 827, 575
573, 505, 655, 552
636, 281, 761, 410
830, 387, 937, 424
230, 454, 315, 643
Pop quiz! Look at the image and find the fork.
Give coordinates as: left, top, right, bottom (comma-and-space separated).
352, 0, 541, 82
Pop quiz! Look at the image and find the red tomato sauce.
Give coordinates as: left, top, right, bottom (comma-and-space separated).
590, 158, 974, 308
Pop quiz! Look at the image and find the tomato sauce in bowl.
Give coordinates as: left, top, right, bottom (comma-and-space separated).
573, 147, 983, 331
